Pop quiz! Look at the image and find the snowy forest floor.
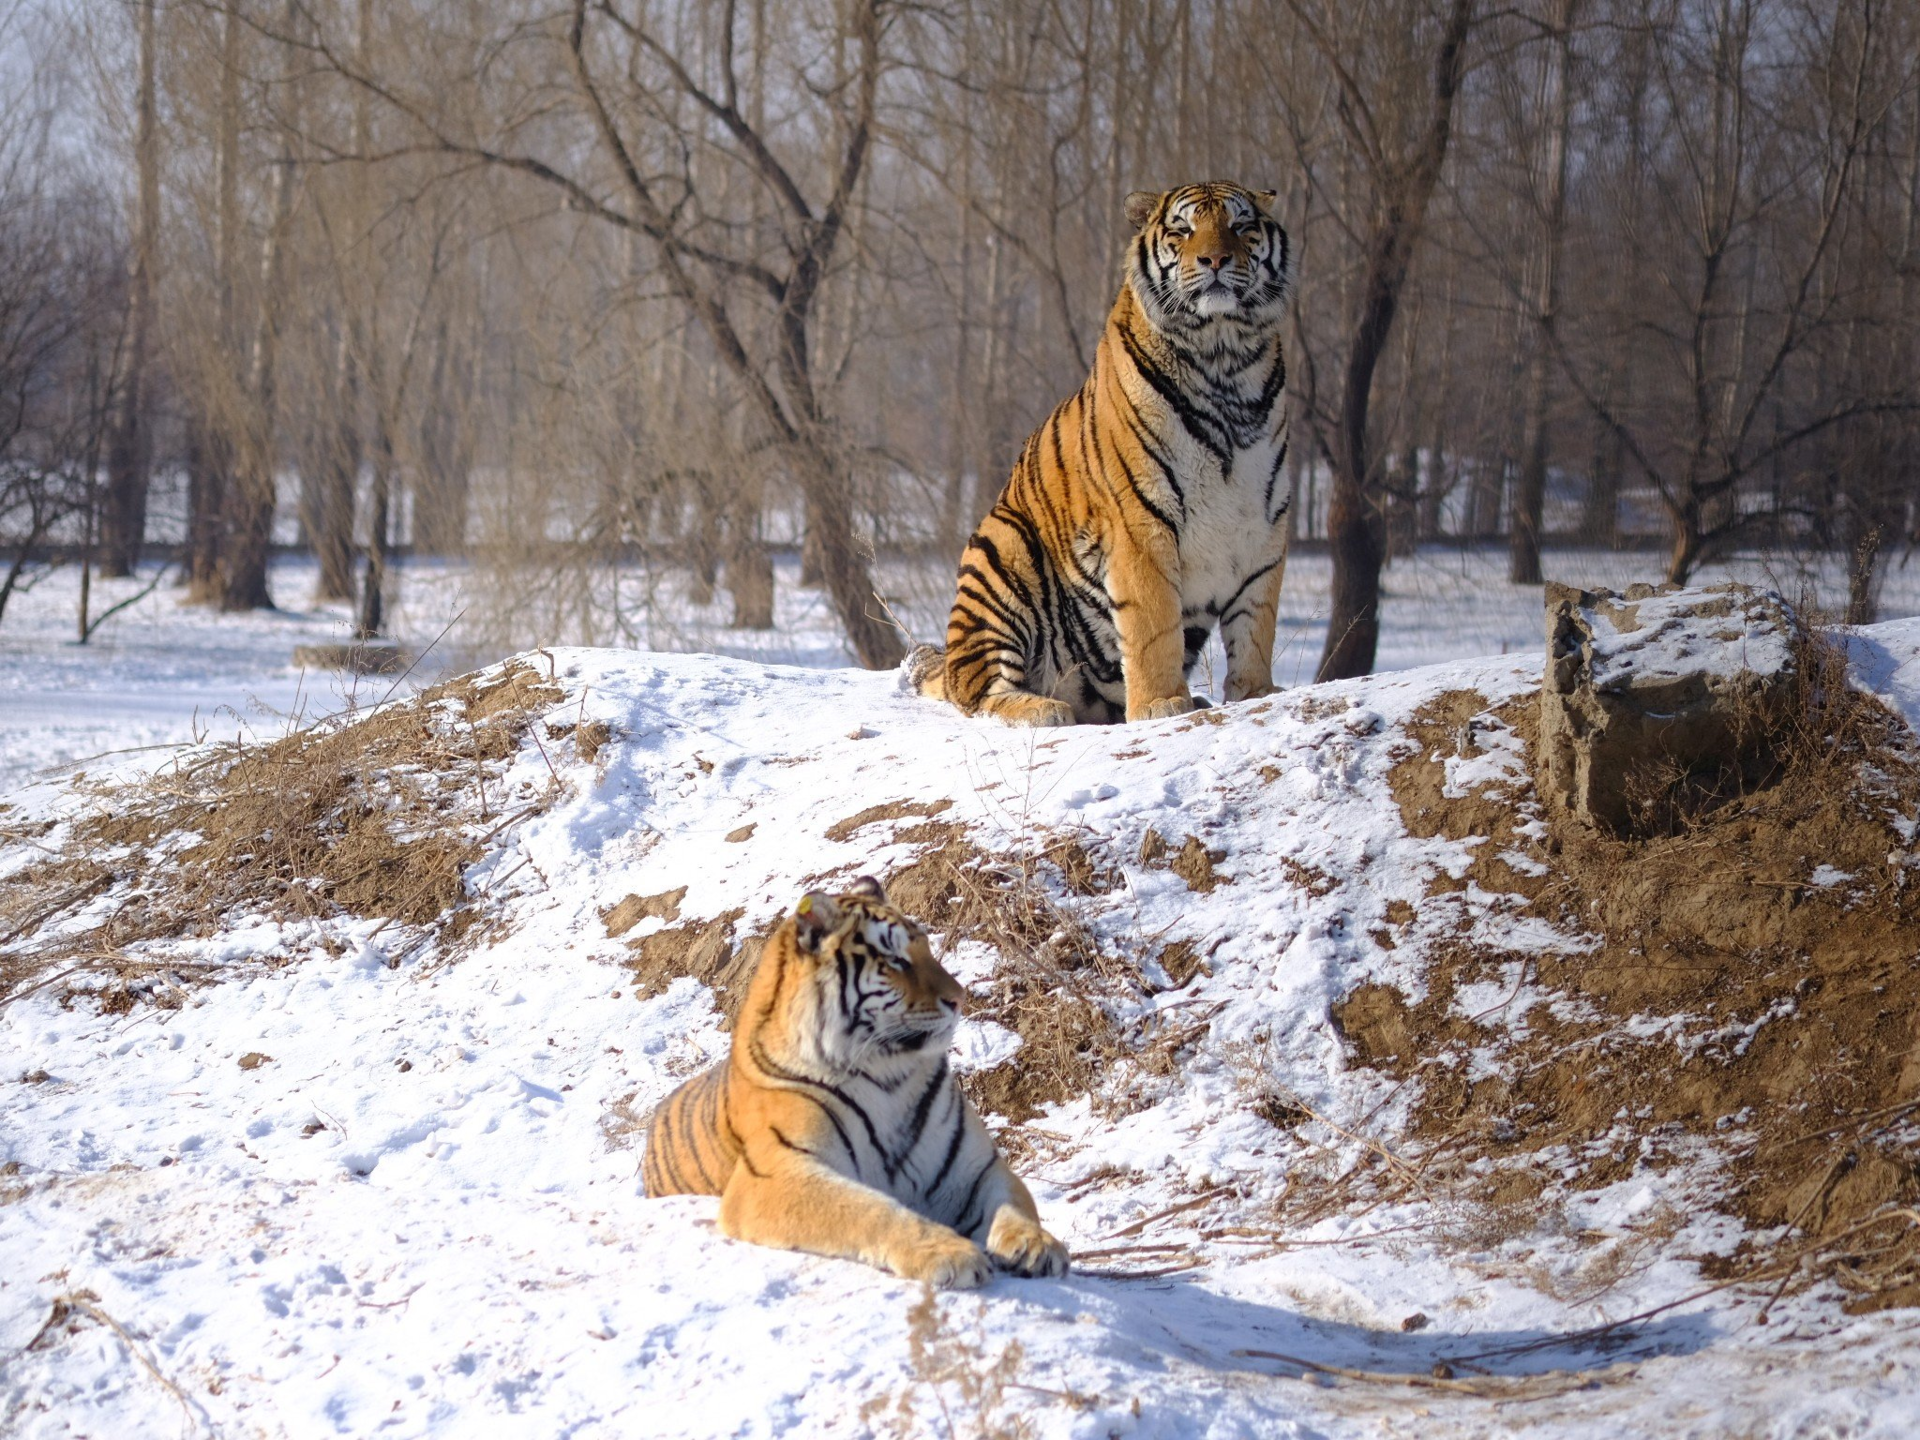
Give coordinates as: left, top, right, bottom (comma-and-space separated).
6, 542, 1920, 795
3, 547, 1920, 1438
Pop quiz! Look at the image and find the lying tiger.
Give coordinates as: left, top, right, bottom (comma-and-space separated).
642, 878, 1068, 1288
910, 180, 1293, 725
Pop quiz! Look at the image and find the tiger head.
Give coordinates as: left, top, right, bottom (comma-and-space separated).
1123, 182, 1290, 332
790, 877, 966, 1063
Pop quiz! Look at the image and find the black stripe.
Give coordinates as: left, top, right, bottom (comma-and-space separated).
746, 1038, 889, 1176
652, 1096, 693, 1193
953, 1157, 996, 1237
930, 1100, 968, 1195
1118, 322, 1230, 464
1264, 435, 1291, 521
680, 1077, 719, 1190
1218, 558, 1282, 628
701, 1071, 729, 1169
769, 1124, 822, 1160
904, 1062, 948, 1160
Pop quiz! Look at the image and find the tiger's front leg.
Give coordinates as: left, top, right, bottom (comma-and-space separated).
967, 1159, 1070, 1278
1221, 557, 1286, 703
1106, 529, 1195, 722
719, 1149, 991, 1289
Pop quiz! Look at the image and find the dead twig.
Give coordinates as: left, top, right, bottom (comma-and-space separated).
1100, 1185, 1230, 1241
58, 1293, 206, 1435
1232, 1347, 1631, 1400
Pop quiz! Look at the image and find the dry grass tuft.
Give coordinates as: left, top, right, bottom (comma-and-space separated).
883, 827, 1137, 1123
869, 1288, 1047, 1440
0, 661, 569, 1010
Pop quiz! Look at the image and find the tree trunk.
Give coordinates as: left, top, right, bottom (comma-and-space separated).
186, 2, 241, 603
689, 470, 720, 606
1510, 0, 1577, 585
220, 12, 301, 613
797, 439, 899, 668
1846, 524, 1884, 627
354, 416, 392, 638
1583, 370, 1624, 547
1665, 497, 1702, 585
1321, 474, 1387, 683
310, 324, 361, 599
309, 0, 374, 603
1316, 0, 1475, 682
727, 538, 775, 629
100, 0, 160, 579
798, 524, 827, 589
1387, 443, 1420, 560
1419, 438, 1448, 540
184, 424, 228, 601
413, 320, 471, 556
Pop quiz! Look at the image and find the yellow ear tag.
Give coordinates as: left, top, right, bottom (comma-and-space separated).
797, 897, 813, 915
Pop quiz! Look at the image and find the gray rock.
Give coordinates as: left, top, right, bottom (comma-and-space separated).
1540, 582, 1806, 834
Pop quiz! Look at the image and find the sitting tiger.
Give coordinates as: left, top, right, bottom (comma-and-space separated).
642, 877, 1068, 1288
910, 181, 1293, 725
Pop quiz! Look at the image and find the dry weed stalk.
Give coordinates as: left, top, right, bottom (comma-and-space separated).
875, 1288, 1039, 1440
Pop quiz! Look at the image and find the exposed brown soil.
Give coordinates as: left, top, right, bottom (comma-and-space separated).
622, 821, 1141, 1126
824, 798, 952, 843
1138, 826, 1231, 893
0, 661, 568, 1010
1344, 639, 1920, 1311
1158, 938, 1208, 988
601, 889, 687, 936
622, 907, 755, 1015
1388, 689, 1549, 898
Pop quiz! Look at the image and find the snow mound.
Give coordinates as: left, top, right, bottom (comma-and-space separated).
4, 632, 1920, 1437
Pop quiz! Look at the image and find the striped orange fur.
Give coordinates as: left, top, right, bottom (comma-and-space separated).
911, 181, 1293, 725
642, 877, 1067, 1288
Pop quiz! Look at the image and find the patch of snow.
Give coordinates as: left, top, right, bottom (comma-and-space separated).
4, 576, 1920, 1435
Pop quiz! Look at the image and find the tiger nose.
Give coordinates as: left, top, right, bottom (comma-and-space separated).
1195, 247, 1232, 270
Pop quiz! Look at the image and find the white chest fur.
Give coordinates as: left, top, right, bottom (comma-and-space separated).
1151, 404, 1291, 615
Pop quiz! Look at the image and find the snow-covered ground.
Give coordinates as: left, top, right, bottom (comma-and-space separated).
6, 543, 1916, 798
3, 551, 1919, 1438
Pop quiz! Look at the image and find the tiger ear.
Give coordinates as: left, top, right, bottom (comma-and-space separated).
1124, 190, 1161, 231
844, 875, 887, 904
1252, 189, 1278, 215
794, 891, 842, 953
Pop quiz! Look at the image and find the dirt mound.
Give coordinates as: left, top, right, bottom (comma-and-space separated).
1343, 634, 1920, 1312
0, 661, 569, 1010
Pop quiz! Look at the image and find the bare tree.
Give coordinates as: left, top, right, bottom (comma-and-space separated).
98, 0, 159, 577
1545, 0, 1911, 584
0, 5, 117, 626
278, 0, 909, 666
181, 0, 243, 603
29, 0, 1915, 670
217, 0, 303, 611
1279, 0, 1477, 681
1508, 0, 1579, 584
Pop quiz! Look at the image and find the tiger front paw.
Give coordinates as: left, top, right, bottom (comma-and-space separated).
1131, 693, 1198, 723
986, 1211, 1070, 1278
893, 1230, 992, 1289
1226, 680, 1277, 703
992, 695, 1075, 728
